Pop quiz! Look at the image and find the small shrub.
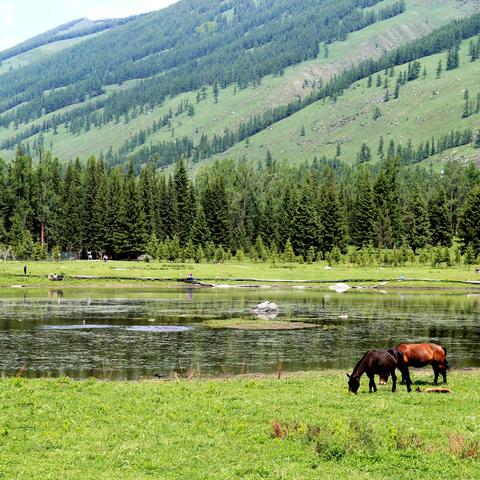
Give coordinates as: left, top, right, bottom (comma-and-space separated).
449, 433, 479, 459
315, 439, 347, 461
395, 431, 425, 451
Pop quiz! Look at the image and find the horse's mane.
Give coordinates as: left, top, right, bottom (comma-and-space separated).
351, 350, 371, 377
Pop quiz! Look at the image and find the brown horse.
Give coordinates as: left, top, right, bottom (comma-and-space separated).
347, 349, 412, 394
379, 343, 448, 385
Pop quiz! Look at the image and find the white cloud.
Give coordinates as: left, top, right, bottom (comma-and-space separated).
0, 3, 15, 27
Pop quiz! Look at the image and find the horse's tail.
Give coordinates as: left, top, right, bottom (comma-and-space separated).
441, 345, 450, 369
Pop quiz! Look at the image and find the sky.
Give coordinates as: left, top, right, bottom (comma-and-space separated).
0, 0, 179, 51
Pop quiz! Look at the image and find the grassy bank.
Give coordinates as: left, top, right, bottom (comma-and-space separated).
1, 260, 480, 289
1, 371, 479, 479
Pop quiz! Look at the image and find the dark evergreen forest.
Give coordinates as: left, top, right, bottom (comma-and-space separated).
1, 147, 479, 265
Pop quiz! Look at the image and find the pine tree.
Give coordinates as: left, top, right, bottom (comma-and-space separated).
474, 131, 480, 149
428, 187, 453, 247
464, 244, 476, 269
463, 89, 471, 118
377, 136, 384, 159
376, 74, 382, 87
278, 185, 298, 248
394, 79, 400, 99
123, 162, 147, 257
212, 82, 219, 103
318, 169, 346, 254
436, 60, 443, 79
404, 185, 430, 252
367, 75, 372, 88
357, 143, 371, 163
282, 239, 295, 263
350, 170, 376, 248
291, 175, 321, 257
92, 160, 109, 253
336, 144, 341, 157
139, 162, 158, 237
458, 185, 480, 255
446, 45, 460, 71
80, 156, 99, 252
191, 202, 211, 246
60, 161, 83, 254
174, 158, 194, 245
105, 167, 127, 258
203, 176, 231, 248
373, 155, 401, 248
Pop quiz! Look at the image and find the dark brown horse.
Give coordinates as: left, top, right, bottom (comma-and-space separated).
379, 343, 448, 385
347, 349, 412, 394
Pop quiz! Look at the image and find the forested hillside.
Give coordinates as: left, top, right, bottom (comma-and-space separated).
0, 0, 476, 167
2, 0, 480, 261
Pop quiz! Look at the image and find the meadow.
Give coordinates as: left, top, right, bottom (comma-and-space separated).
0, 370, 478, 479
2, 259, 480, 288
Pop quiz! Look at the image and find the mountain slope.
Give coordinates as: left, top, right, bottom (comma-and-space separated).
208, 35, 480, 167
0, 0, 478, 167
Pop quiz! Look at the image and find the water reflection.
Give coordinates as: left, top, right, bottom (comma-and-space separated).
0, 287, 478, 379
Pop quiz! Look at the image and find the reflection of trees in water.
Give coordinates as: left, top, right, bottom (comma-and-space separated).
0, 290, 479, 378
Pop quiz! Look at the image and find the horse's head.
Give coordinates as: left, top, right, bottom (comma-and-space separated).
347, 373, 360, 394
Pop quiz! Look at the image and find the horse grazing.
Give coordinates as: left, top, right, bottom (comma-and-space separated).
379, 343, 448, 385
347, 349, 412, 394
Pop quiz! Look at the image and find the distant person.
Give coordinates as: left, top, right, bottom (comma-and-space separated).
103, 254, 108, 262
187, 272, 194, 282
24, 265, 27, 275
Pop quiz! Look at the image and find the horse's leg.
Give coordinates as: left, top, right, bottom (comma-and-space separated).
401, 366, 412, 392
440, 365, 447, 384
432, 363, 439, 385
368, 374, 376, 393
391, 370, 397, 393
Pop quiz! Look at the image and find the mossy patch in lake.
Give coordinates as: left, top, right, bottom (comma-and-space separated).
200, 317, 321, 330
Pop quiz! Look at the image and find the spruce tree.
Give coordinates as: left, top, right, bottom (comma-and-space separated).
350, 170, 376, 248
404, 185, 431, 252
428, 187, 453, 247
60, 161, 83, 254
106, 167, 128, 258
291, 175, 321, 257
373, 155, 401, 248
202, 176, 231, 248
80, 156, 99, 252
458, 185, 480, 255
318, 169, 346, 254
123, 162, 147, 257
174, 158, 194, 244
191, 202, 211, 246
436, 60, 443, 79
139, 162, 158, 237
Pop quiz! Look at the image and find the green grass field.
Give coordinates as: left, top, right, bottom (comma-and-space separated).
1, 370, 479, 479
2, 260, 480, 288
0, 0, 476, 164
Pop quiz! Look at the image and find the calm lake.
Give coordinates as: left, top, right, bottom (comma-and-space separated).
0, 287, 479, 379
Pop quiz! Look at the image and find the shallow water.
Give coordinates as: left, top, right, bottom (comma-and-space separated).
0, 287, 479, 379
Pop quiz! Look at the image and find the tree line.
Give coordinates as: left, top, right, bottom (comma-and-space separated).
2, 148, 480, 262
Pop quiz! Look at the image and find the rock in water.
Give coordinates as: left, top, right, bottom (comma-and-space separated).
328, 283, 350, 293
250, 301, 280, 318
